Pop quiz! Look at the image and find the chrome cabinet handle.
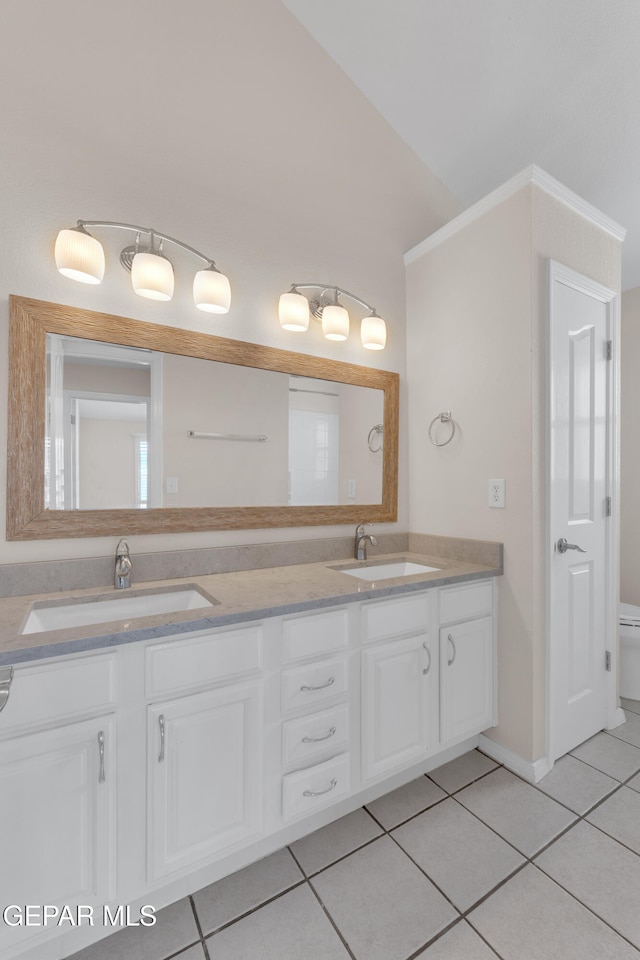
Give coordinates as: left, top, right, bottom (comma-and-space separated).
447, 634, 457, 666
158, 714, 165, 763
97, 731, 105, 783
300, 677, 335, 692
422, 641, 431, 675
0, 666, 14, 715
302, 726, 336, 744
303, 778, 338, 798
557, 537, 586, 554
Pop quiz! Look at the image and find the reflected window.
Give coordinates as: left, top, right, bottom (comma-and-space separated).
134, 435, 148, 509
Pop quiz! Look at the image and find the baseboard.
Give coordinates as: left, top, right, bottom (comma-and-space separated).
607, 706, 627, 731
478, 734, 553, 783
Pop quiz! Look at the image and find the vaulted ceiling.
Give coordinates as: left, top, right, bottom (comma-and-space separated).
283, 0, 640, 288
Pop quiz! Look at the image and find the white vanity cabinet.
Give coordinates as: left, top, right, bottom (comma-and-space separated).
0, 573, 497, 960
0, 654, 117, 959
278, 607, 352, 822
438, 582, 496, 746
361, 593, 437, 781
144, 624, 263, 882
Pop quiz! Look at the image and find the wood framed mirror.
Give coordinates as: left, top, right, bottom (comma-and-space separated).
7, 296, 399, 539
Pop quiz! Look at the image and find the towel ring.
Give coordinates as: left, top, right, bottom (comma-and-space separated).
367, 424, 383, 453
428, 411, 456, 447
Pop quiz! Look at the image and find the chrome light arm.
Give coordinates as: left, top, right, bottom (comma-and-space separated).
288, 283, 379, 316
76, 220, 219, 269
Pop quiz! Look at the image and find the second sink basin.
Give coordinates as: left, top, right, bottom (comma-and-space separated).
21, 585, 218, 635
336, 560, 441, 581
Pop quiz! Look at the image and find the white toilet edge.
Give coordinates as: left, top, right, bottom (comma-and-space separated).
620, 601, 640, 627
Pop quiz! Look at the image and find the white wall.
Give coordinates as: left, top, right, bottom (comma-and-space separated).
621, 285, 640, 604
162, 356, 290, 508
406, 179, 621, 763
0, 0, 461, 564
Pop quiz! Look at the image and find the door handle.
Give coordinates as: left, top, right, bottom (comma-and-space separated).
556, 538, 587, 554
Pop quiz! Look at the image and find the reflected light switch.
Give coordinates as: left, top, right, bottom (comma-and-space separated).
348, 479, 357, 499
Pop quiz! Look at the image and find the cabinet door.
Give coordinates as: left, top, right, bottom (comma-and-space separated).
148, 681, 261, 881
440, 617, 494, 744
362, 633, 435, 781
0, 715, 116, 956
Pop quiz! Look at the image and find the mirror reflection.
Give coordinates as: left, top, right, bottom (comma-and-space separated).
46, 334, 384, 511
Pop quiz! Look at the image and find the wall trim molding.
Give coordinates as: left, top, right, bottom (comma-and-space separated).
404, 164, 626, 265
478, 733, 553, 783
607, 706, 627, 731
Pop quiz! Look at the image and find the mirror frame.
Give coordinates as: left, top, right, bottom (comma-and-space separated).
7, 296, 399, 540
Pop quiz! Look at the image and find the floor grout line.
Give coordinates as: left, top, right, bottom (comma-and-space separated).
66, 740, 640, 960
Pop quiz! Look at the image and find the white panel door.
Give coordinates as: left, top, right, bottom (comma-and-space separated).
548, 261, 616, 761
148, 681, 261, 881
361, 633, 436, 780
0, 715, 116, 956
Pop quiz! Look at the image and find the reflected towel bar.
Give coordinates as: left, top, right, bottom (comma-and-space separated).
187, 431, 268, 442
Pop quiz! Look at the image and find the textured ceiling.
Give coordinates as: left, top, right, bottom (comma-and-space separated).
283, 0, 640, 288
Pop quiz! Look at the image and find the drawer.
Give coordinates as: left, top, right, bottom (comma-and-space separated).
281, 656, 347, 713
362, 593, 429, 644
439, 581, 493, 625
146, 623, 262, 698
0, 653, 116, 735
282, 753, 350, 821
282, 704, 349, 765
282, 608, 348, 663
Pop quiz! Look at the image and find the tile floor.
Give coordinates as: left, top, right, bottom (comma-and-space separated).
68, 698, 640, 960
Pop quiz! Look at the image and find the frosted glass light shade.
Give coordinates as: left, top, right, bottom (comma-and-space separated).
361, 313, 387, 350
279, 291, 310, 331
194, 267, 231, 314
322, 304, 349, 341
131, 252, 174, 301
55, 228, 105, 284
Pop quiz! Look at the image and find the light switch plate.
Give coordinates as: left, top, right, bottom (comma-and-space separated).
166, 477, 178, 494
488, 479, 505, 508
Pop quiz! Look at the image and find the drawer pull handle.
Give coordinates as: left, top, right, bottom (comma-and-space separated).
300, 677, 335, 692
302, 726, 336, 744
422, 642, 431, 675
97, 731, 105, 784
158, 714, 166, 763
447, 634, 457, 666
0, 666, 14, 715
303, 778, 338, 798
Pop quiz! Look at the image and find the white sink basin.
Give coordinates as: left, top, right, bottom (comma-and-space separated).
21, 586, 217, 635
336, 561, 441, 581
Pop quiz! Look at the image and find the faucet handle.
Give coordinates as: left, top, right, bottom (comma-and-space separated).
115, 538, 130, 556
355, 522, 372, 536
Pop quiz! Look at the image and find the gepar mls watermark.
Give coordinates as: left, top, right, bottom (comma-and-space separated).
2, 904, 157, 928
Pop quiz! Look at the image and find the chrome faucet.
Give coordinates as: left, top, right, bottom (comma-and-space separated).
114, 539, 132, 589
355, 523, 378, 561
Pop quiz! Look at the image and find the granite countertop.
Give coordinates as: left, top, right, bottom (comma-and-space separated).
0, 551, 502, 666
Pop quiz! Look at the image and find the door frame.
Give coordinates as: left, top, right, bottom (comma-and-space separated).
545, 259, 624, 768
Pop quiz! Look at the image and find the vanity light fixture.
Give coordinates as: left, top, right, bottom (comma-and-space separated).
54, 220, 231, 314
279, 284, 387, 350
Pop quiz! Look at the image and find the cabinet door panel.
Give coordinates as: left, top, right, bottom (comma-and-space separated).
148, 681, 261, 881
362, 634, 434, 781
0, 715, 115, 955
440, 617, 494, 744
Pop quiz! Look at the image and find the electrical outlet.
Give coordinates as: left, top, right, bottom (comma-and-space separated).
488, 479, 505, 508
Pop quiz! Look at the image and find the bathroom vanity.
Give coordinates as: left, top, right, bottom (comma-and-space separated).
0, 552, 499, 959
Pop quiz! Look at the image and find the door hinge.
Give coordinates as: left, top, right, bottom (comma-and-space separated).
70, 414, 76, 425
606, 340, 612, 360
605, 496, 612, 517
605, 650, 612, 672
